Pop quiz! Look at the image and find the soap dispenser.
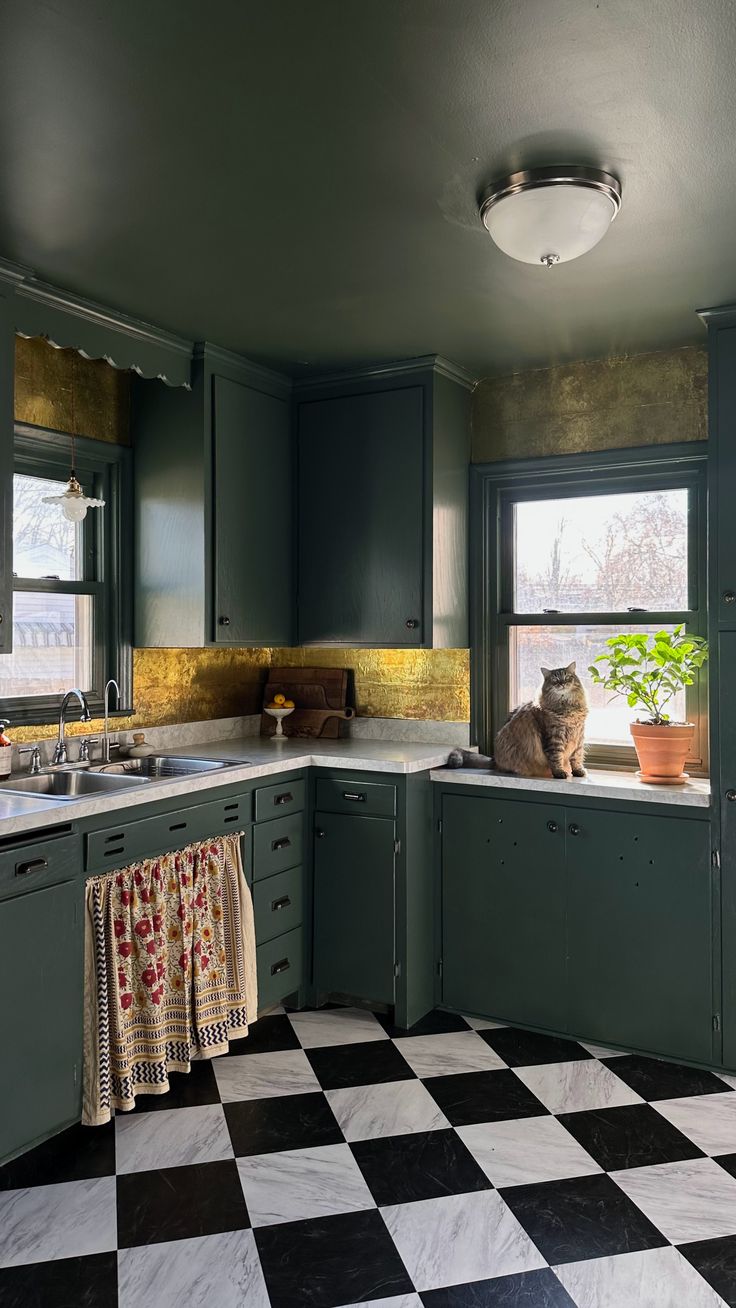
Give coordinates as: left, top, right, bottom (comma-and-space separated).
0, 720, 11, 778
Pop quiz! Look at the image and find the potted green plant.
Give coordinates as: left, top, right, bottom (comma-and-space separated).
588, 626, 709, 783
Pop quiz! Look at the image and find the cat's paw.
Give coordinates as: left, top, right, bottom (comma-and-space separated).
571, 767, 587, 778
552, 768, 569, 779
446, 749, 465, 769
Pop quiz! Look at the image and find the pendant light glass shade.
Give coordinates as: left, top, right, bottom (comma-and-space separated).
42, 474, 105, 522
479, 166, 621, 266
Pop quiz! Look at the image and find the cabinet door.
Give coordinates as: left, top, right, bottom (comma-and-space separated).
442, 794, 567, 1028
719, 631, 736, 1065
0, 881, 83, 1162
213, 376, 292, 644
567, 809, 713, 1062
313, 811, 395, 1005
298, 388, 424, 645
0, 294, 13, 651
713, 326, 736, 628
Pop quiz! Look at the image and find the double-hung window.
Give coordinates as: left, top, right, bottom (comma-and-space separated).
472, 443, 708, 770
0, 424, 132, 724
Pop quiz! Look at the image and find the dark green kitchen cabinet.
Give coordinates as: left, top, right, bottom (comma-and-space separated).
313, 810, 396, 1005
296, 358, 472, 647
441, 793, 568, 1029
718, 630, 736, 1066
0, 288, 14, 652
133, 344, 292, 646
566, 808, 714, 1062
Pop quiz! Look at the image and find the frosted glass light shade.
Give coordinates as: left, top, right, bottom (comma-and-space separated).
480, 167, 621, 266
42, 475, 105, 522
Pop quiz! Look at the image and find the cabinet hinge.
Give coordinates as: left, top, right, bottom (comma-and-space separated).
437, 957, 443, 977
714, 1013, 721, 1032
712, 849, 721, 870
393, 961, 402, 978
394, 839, 401, 855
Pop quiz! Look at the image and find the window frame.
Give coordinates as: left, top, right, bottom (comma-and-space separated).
470, 442, 708, 773
3, 423, 133, 725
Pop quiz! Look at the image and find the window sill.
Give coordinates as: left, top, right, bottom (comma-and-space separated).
429, 765, 711, 809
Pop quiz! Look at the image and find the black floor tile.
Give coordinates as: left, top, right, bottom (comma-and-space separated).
227, 1013, 301, 1056
600, 1053, 732, 1101
129, 1056, 220, 1112
420, 1268, 577, 1306
716, 1153, 736, 1180
116, 1158, 249, 1248
679, 1234, 736, 1307
0, 1252, 117, 1308
306, 1039, 416, 1091
480, 1027, 592, 1068
500, 1172, 668, 1264
255, 1208, 414, 1308
558, 1103, 705, 1171
377, 1009, 473, 1038
0, 1121, 115, 1191
351, 1128, 491, 1205
224, 1091, 343, 1157
425, 1069, 548, 1126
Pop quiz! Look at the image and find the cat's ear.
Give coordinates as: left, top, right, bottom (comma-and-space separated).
566, 661, 577, 673
540, 667, 551, 678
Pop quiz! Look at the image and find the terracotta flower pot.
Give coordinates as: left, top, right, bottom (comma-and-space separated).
630, 721, 695, 784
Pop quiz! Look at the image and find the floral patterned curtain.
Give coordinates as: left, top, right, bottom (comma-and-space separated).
83, 831, 256, 1125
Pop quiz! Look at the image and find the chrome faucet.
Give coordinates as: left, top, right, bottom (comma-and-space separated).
53, 688, 92, 765
103, 678, 121, 763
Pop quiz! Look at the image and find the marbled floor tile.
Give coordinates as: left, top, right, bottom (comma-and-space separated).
238, 1142, 375, 1226
554, 1244, 729, 1308
456, 1115, 602, 1188
289, 1007, 390, 1049
0, 1120, 115, 1190
602, 1054, 733, 1102
394, 1032, 507, 1078
424, 1069, 548, 1127
419, 1268, 577, 1306
611, 1157, 736, 1243
213, 1048, 321, 1102
129, 1057, 220, 1113
718, 1073, 736, 1090
0, 1176, 117, 1268
327, 1079, 450, 1141
116, 1159, 250, 1248
118, 1229, 269, 1308
654, 1092, 736, 1156
115, 1104, 233, 1175
460, 1015, 508, 1032
381, 1189, 546, 1292
351, 1129, 491, 1206
514, 1059, 642, 1114
578, 1041, 628, 1058
225, 1091, 343, 1157
0, 1251, 118, 1308
500, 1173, 667, 1265
378, 1010, 475, 1039
337, 1296, 422, 1308
558, 1103, 705, 1171
255, 1208, 414, 1308
227, 1012, 301, 1056
679, 1234, 736, 1308
306, 1039, 416, 1091
479, 1027, 593, 1069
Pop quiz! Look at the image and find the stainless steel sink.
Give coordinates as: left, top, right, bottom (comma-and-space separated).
97, 755, 241, 779
0, 770, 152, 799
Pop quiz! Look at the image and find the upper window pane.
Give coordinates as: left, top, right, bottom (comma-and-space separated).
12, 473, 83, 581
513, 489, 689, 613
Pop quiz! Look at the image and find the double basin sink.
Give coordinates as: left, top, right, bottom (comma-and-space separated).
0, 754, 242, 802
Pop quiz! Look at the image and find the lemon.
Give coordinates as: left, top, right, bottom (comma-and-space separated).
273, 693, 286, 706
283, 699, 295, 709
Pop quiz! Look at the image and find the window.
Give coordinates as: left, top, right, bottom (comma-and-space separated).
472, 444, 707, 770
0, 425, 132, 724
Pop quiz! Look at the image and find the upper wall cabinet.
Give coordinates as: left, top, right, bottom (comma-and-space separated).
295, 358, 472, 647
133, 345, 292, 648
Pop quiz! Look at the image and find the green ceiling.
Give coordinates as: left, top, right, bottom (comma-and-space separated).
0, 0, 733, 377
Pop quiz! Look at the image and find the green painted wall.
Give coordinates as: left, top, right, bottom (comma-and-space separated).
471, 345, 707, 462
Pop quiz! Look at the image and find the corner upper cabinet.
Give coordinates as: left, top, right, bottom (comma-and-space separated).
296, 358, 472, 647
133, 345, 292, 647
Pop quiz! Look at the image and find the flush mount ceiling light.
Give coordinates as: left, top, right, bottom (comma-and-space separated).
479, 165, 622, 267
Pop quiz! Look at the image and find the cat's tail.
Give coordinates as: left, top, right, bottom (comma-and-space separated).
445, 748, 497, 770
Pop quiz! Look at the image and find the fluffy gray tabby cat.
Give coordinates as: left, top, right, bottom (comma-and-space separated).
448, 662, 588, 779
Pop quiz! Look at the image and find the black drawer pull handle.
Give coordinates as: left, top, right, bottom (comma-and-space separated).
272, 836, 291, 852
271, 895, 291, 912
224, 816, 238, 823
271, 957, 291, 976
15, 857, 48, 877
105, 846, 125, 858
274, 791, 293, 806
169, 821, 187, 832
105, 833, 124, 843
343, 792, 366, 802
224, 802, 239, 811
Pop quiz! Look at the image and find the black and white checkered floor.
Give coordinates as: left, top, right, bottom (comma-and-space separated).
3, 1006, 736, 1308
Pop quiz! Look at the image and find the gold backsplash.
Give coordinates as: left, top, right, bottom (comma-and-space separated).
14, 335, 131, 445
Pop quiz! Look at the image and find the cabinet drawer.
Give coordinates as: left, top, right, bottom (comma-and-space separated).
257, 927, 303, 1010
85, 791, 252, 871
0, 831, 82, 901
254, 778, 305, 823
252, 812, 303, 882
315, 777, 396, 819
254, 865, 303, 944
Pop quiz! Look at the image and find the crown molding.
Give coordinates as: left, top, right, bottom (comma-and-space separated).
194, 341, 292, 397
294, 353, 477, 396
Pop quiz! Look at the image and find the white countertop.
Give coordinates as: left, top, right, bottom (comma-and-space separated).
431, 765, 711, 808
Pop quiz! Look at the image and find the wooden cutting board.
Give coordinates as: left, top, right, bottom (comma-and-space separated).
261, 667, 355, 738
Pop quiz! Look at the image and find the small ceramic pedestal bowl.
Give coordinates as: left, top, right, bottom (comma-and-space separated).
264, 705, 295, 739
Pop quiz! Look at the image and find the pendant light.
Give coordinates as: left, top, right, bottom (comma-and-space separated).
42, 368, 105, 522
479, 165, 622, 267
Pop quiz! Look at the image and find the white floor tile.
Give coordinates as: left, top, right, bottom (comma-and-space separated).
0, 1176, 116, 1268
115, 1103, 233, 1174
654, 1091, 736, 1155
118, 1230, 269, 1308
213, 1048, 321, 1102
612, 1157, 736, 1243
554, 1245, 727, 1308
717, 1072, 736, 1090
515, 1059, 643, 1114
580, 1040, 630, 1058
288, 1007, 389, 1049
394, 1031, 507, 1077
338, 1297, 423, 1308
237, 1143, 375, 1226
457, 1114, 603, 1188
380, 1189, 546, 1291
327, 1079, 449, 1141
461, 1015, 508, 1031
